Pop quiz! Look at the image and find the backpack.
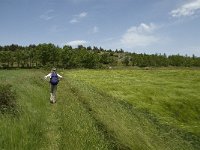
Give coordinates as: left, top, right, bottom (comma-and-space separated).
50, 72, 59, 85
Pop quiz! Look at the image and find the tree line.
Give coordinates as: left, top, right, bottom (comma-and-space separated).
0, 43, 200, 69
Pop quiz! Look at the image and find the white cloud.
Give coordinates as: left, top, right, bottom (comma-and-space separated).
66, 40, 88, 47
70, 12, 87, 24
78, 12, 87, 18
70, 19, 79, 23
40, 9, 55, 21
127, 23, 156, 33
171, 0, 200, 17
121, 23, 159, 47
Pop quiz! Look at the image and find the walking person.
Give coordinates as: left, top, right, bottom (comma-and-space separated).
45, 68, 63, 104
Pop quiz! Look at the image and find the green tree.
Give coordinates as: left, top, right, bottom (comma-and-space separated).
100, 53, 114, 64
122, 56, 130, 66
0, 51, 13, 68
61, 45, 73, 68
82, 52, 100, 68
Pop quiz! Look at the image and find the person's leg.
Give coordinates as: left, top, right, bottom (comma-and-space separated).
52, 85, 57, 103
50, 84, 54, 103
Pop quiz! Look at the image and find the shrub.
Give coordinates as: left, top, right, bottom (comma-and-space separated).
0, 84, 17, 114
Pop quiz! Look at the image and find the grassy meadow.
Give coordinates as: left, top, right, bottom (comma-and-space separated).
0, 68, 200, 150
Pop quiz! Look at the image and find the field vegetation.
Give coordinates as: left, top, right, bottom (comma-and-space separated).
0, 68, 199, 150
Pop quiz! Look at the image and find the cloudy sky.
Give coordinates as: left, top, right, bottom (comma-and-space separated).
0, 0, 200, 56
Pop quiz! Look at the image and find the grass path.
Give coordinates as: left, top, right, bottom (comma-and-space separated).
56, 80, 109, 150
39, 73, 110, 150
45, 103, 60, 150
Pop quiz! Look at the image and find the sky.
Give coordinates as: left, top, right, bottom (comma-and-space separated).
0, 0, 200, 56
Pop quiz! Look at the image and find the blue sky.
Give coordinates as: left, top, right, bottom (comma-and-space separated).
0, 0, 200, 56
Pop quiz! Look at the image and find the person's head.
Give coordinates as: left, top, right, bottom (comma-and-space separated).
52, 67, 56, 72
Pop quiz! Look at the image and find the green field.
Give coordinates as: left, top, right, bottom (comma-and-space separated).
0, 68, 200, 150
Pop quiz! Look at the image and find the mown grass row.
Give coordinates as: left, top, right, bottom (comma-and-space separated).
67, 69, 200, 135
57, 80, 110, 150
65, 68, 200, 150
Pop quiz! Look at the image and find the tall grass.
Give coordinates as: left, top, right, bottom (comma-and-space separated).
0, 70, 109, 150
65, 68, 200, 149
0, 84, 17, 114
0, 70, 49, 149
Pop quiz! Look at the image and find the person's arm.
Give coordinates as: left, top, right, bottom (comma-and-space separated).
44, 73, 51, 79
57, 73, 63, 78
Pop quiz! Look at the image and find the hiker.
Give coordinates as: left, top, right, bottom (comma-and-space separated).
44, 68, 63, 103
